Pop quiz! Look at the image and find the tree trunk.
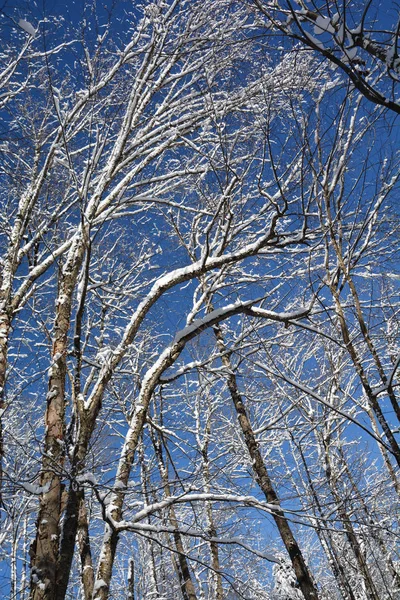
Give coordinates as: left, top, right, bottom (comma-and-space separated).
127, 558, 135, 600
29, 343, 67, 600
0, 309, 11, 506
77, 492, 95, 600
330, 286, 400, 469
322, 435, 380, 600
212, 322, 319, 600
291, 436, 358, 600
30, 239, 86, 600
152, 429, 198, 600
199, 415, 224, 600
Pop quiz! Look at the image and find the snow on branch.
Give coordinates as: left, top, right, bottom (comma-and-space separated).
18, 19, 36, 37
253, 0, 400, 114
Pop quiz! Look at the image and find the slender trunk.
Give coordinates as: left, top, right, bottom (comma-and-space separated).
152, 430, 198, 600
292, 438, 357, 600
0, 309, 11, 506
212, 323, 319, 600
139, 445, 160, 599
127, 559, 135, 600
323, 437, 380, 600
199, 425, 223, 600
204, 488, 223, 599
330, 287, 400, 468
11, 523, 17, 600
55, 488, 83, 600
77, 492, 95, 600
338, 445, 400, 595
21, 516, 29, 600
170, 510, 197, 600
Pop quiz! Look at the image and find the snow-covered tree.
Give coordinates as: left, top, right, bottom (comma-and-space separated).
251, 0, 400, 114
0, 2, 399, 600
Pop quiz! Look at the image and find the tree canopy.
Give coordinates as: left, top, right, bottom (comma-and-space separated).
0, 2, 399, 599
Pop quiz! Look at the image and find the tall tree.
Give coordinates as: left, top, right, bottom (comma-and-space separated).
0, 2, 399, 600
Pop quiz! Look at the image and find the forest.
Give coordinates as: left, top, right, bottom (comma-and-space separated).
0, 1, 399, 599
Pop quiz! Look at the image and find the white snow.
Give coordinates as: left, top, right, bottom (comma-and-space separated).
386, 43, 396, 67
336, 23, 345, 44
76, 472, 98, 486
96, 347, 113, 364
46, 387, 58, 401
21, 481, 51, 495
314, 15, 334, 35
173, 299, 255, 343
304, 31, 325, 50
346, 47, 357, 60
331, 13, 340, 26
93, 578, 108, 591
18, 19, 36, 36
350, 24, 362, 35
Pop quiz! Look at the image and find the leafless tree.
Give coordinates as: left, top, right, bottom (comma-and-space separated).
0, 2, 399, 600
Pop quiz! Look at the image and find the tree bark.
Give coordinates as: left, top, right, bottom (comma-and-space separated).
152, 429, 198, 600
330, 286, 400, 468
322, 433, 380, 600
198, 411, 224, 600
77, 492, 95, 600
291, 435, 358, 600
30, 239, 86, 600
212, 322, 319, 600
127, 558, 135, 600
0, 309, 11, 507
